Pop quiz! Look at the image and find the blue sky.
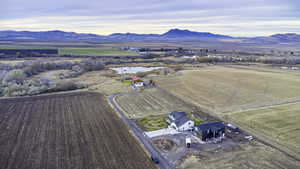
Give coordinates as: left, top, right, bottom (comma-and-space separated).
1, 0, 299, 36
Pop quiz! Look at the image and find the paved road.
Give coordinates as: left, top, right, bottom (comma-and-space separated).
108, 94, 174, 169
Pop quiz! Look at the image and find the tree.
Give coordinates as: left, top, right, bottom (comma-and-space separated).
3, 69, 26, 84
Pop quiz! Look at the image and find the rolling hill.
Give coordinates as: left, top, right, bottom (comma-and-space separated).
0, 29, 299, 44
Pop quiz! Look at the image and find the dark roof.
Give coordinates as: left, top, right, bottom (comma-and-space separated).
196, 122, 225, 131
174, 116, 191, 127
170, 111, 187, 120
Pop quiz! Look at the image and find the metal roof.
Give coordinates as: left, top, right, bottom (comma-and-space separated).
170, 111, 187, 120
174, 116, 191, 127
196, 121, 225, 131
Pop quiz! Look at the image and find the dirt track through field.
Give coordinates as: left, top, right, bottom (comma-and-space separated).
0, 92, 157, 169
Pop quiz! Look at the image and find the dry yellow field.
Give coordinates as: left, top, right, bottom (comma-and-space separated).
155, 65, 300, 158
155, 66, 300, 114
230, 102, 300, 155
69, 70, 132, 96
116, 88, 193, 118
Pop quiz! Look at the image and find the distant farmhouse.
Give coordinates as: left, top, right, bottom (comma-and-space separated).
166, 111, 194, 131
195, 122, 225, 141
0, 49, 58, 56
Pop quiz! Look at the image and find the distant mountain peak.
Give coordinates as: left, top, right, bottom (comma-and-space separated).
270, 33, 300, 42
162, 28, 232, 39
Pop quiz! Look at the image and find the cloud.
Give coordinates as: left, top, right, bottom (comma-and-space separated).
0, 0, 299, 36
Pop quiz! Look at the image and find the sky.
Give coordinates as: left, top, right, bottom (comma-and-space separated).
1, 0, 300, 36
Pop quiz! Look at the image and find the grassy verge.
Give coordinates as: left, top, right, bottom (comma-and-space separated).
137, 115, 168, 131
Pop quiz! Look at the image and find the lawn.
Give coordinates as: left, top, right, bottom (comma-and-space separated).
59, 48, 140, 56
187, 113, 203, 125
137, 115, 169, 131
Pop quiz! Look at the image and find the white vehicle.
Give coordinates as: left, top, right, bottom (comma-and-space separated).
244, 135, 253, 140
186, 137, 192, 148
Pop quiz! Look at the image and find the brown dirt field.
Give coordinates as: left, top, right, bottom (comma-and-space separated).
0, 92, 157, 169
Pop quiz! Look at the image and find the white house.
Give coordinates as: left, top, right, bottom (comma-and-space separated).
166, 111, 194, 131
132, 82, 144, 88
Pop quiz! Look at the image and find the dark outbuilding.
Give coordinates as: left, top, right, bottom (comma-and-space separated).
195, 121, 225, 141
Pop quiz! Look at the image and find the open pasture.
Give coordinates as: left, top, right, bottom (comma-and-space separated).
155, 66, 300, 114
230, 102, 300, 155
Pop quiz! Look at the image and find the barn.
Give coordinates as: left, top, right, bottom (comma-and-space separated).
195, 122, 225, 141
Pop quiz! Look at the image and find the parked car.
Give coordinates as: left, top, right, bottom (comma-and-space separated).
226, 123, 240, 132
151, 156, 159, 164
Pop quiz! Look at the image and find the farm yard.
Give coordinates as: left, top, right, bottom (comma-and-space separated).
0, 92, 157, 169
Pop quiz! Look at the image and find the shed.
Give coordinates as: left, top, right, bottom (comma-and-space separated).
195, 122, 225, 141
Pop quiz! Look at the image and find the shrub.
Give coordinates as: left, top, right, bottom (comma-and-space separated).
4, 83, 29, 96
3, 69, 26, 84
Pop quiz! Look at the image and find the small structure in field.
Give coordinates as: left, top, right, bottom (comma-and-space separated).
195, 122, 225, 142
166, 111, 194, 131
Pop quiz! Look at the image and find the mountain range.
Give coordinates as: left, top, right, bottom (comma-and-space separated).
0, 29, 299, 44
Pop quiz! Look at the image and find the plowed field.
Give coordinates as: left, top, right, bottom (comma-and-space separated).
0, 92, 157, 169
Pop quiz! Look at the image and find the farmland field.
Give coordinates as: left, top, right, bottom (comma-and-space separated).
0, 45, 140, 56
116, 88, 193, 118
230, 102, 300, 155
179, 141, 300, 169
0, 92, 157, 169
155, 66, 300, 114
154, 65, 300, 159
59, 48, 140, 56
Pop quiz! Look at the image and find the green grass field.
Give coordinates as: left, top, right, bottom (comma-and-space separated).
230, 102, 300, 154
0, 45, 140, 56
137, 115, 168, 131
59, 48, 140, 56
0, 45, 54, 49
